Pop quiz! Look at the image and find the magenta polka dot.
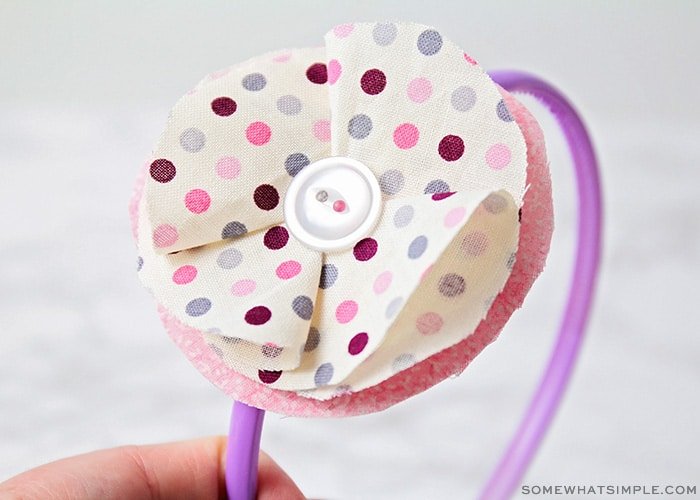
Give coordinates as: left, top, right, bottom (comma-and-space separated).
432, 191, 456, 201
393, 123, 419, 149
360, 69, 386, 95
216, 156, 241, 179
407, 77, 432, 103
264, 226, 289, 250
486, 143, 512, 170
444, 206, 467, 228
306, 63, 328, 84
276, 260, 301, 280
327, 59, 342, 85
245, 306, 271, 325
373, 271, 393, 294
246, 121, 271, 146
348, 332, 369, 355
336, 300, 359, 324
353, 237, 378, 261
184, 189, 211, 214
231, 279, 256, 296
313, 119, 331, 142
439, 135, 465, 161
258, 369, 282, 383
211, 97, 237, 116
333, 23, 354, 37
416, 312, 443, 335
172, 265, 197, 284
153, 224, 178, 248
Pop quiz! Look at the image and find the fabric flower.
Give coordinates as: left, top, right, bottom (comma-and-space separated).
134, 22, 545, 404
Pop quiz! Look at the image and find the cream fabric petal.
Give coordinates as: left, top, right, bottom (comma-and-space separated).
138, 186, 322, 369
145, 47, 331, 254
325, 22, 527, 202
205, 189, 518, 394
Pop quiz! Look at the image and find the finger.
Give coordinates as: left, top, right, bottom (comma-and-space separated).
0, 436, 304, 500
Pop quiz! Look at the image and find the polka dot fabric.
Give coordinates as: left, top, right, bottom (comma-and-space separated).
135, 22, 545, 409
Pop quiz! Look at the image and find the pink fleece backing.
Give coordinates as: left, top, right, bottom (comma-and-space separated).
129, 89, 553, 417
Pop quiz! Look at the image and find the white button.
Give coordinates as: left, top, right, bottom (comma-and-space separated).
284, 157, 382, 252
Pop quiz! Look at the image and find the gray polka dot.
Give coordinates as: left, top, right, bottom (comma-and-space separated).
379, 169, 405, 195
217, 247, 243, 269
394, 205, 414, 228
497, 99, 514, 122
417, 29, 442, 56
319, 264, 338, 289
208, 344, 224, 358
276, 95, 302, 115
179, 127, 206, 153
292, 295, 314, 320
392, 353, 416, 373
451, 86, 477, 112
424, 179, 450, 194
334, 384, 353, 395
348, 114, 372, 139
221, 221, 247, 239
242, 72, 267, 91
314, 362, 334, 386
408, 236, 428, 259
221, 336, 243, 345
285, 153, 310, 177
186, 297, 211, 316
482, 193, 508, 214
262, 344, 283, 358
304, 327, 320, 352
506, 251, 517, 270
438, 273, 466, 297
136, 256, 143, 271
386, 296, 404, 319
373, 22, 397, 46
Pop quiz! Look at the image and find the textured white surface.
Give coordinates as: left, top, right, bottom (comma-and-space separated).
1, 2, 698, 499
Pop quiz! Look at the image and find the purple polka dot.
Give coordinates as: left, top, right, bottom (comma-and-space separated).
150, 159, 176, 183
253, 184, 279, 210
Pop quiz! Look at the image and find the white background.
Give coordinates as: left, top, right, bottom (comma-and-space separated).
1, 1, 698, 498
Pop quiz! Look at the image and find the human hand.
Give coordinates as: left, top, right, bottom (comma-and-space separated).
0, 436, 304, 499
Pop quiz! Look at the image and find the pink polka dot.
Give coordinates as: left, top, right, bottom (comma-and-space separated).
153, 224, 178, 248
393, 123, 420, 149
336, 300, 358, 324
461, 231, 490, 256
313, 119, 331, 142
373, 271, 393, 294
333, 24, 354, 37
463, 52, 478, 65
231, 279, 256, 296
416, 312, 443, 335
273, 52, 291, 63
444, 206, 467, 228
208, 69, 229, 80
327, 59, 342, 85
421, 264, 434, 282
486, 143, 512, 170
184, 189, 211, 214
216, 156, 241, 179
172, 265, 197, 284
246, 122, 271, 146
407, 77, 432, 103
276, 260, 301, 280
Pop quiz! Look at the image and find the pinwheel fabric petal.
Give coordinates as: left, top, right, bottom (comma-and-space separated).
134, 22, 550, 408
